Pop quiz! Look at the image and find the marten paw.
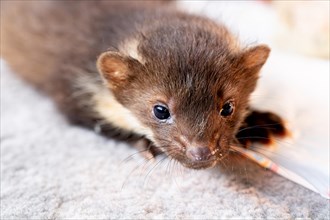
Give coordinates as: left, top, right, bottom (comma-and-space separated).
235, 110, 288, 148
130, 138, 162, 160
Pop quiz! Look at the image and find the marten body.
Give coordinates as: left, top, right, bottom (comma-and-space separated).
1, 1, 286, 169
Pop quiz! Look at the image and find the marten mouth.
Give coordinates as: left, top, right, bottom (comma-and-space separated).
169, 152, 228, 170
159, 139, 230, 169
183, 159, 219, 170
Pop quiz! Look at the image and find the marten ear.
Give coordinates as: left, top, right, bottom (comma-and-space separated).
241, 45, 270, 73
97, 51, 138, 88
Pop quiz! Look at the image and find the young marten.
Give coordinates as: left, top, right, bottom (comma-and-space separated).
1, 1, 286, 169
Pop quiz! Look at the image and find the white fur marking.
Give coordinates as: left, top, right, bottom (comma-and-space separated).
119, 38, 145, 64
186, 75, 193, 88
94, 89, 154, 140
75, 74, 154, 140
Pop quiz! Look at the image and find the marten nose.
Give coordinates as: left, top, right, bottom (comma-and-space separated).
186, 147, 212, 161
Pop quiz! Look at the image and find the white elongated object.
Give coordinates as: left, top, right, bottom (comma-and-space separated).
237, 50, 329, 199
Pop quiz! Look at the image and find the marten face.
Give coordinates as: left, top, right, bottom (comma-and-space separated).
97, 19, 270, 169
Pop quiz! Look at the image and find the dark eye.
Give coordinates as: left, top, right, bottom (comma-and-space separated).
153, 105, 171, 120
220, 101, 234, 117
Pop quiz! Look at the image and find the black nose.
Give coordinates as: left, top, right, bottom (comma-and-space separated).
186, 147, 212, 161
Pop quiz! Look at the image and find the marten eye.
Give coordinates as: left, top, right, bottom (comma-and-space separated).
153, 105, 171, 120
220, 101, 234, 117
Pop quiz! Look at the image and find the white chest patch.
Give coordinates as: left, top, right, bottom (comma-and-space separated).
93, 89, 154, 140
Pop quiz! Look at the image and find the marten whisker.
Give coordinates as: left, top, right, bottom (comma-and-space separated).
170, 159, 181, 189
121, 149, 153, 164
219, 157, 230, 173
236, 136, 293, 147
144, 150, 178, 184
237, 122, 284, 133
231, 141, 297, 165
143, 156, 168, 187
121, 157, 152, 190
251, 145, 298, 162
165, 157, 173, 177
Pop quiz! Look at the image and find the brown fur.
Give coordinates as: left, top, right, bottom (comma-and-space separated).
1, 1, 277, 169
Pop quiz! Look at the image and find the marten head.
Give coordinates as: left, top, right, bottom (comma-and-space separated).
97, 16, 270, 169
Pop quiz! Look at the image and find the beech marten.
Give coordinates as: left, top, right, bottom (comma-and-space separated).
1, 1, 286, 169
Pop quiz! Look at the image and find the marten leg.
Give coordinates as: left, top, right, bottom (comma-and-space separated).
127, 138, 163, 160
236, 110, 288, 148
92, 122, 162, 160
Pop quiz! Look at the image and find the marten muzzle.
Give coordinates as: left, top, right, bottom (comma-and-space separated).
186, 146, 212, 162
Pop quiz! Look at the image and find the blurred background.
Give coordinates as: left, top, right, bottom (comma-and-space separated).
178, 0, 329, 60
